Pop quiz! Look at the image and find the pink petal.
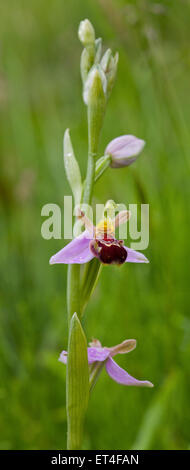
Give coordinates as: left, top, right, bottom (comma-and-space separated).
59, 347, 110, 365
105, 357, 153, 387
49, 230, 94, 264
106, 135, 145, 157
59, 350, 67, 364
88, 347, 110, 364
124, 246, 149, 263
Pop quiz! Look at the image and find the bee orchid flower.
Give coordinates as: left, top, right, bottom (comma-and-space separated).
49, 210, 149, 266
59, 338, 153, 388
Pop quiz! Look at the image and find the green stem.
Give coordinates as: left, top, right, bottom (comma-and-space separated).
82, 106, 97, 205
80, 259, 102, 316
83, 150, 96, 205
66, 69, 105, 450
67, 82, 100, 327
67, 264, 81, 325
89, 361, 106, 391
83, 69, 105, 204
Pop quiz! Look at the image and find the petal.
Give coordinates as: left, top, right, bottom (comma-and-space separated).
59, 347, 111, 365
49, 230, 94, 264
87, 347, 110, 364
109, 339, 136, 357
124, 246, 149, 263
59, 350, 67, 364
105, 357, 154, 387
106, 135, 145, 158
111, 156, 138, 168
114, 210, 131, 228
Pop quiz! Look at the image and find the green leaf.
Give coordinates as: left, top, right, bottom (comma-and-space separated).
80, 258, 102, 314
63, 129, 82, 206
66, 313, 89, 450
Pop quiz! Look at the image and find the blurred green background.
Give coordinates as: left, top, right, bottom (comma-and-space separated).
0, 0, 190, 450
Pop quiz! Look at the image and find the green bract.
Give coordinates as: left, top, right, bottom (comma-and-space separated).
63, 129, 82, 206
66, 313, 89, 450
95, 154, 111, 182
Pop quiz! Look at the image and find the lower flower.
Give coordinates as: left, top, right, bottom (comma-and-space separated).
59, 338, 153, 388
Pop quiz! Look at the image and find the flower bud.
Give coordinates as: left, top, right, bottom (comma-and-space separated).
83, 65, 107, 105
100, 48, 112, 73
94, 37, 102, 63
100, 49, 119, 98
106, 52, 119, 98
80, 47, 94, 84
105, 135, 145, 168
78, 19, 95, 46
86, 66, 106, 156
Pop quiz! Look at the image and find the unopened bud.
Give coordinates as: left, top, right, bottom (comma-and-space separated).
100, 49, 119, 98
105, 135, 145, 168
106, 52, 119, 98
83, 65, 107, 106
78, 19, 95, 46
86, 66, 106, 155
94, 37, 102, 63
100, 48, 112, 73
80, 47, 94, 84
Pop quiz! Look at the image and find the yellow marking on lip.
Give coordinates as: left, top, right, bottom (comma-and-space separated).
95, 217, 114, 238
